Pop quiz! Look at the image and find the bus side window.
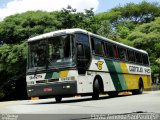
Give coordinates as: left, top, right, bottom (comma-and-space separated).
142, 54, 149, 65
118, 47, 125, 60
107, 43, 114, 58
101, 41, 105, 56
135, 52, 142, 64
76, 33, 91, 70
91, 37, 104, 56
113, 45, 118, 59
124, 49, 128, 61
104, 43, 109, 57
128, 50, 135, 62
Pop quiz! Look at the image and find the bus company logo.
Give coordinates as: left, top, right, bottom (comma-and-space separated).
129, 66, 143, 73
96, 61, 104, 70
129, 66, 151, 74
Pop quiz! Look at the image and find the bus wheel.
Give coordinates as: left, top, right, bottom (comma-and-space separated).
55, 96, 62, 103
138, 83, 143, 94
132, 81, 143, 95
92, 79, 100, 100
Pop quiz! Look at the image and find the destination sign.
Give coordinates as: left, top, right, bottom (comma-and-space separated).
26, 73, 46, 81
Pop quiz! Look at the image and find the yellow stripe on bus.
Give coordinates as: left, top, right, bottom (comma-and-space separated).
60, 71, 69, 78
120, 62, 139, 90
120, 62, 129, 73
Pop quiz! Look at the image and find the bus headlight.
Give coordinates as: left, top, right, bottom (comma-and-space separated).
27, 81, 35, 85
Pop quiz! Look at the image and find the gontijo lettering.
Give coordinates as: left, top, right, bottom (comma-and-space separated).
129, 66, 151, 73
129, 66, 143, 72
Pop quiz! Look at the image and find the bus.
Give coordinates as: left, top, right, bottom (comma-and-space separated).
26, 28, 152, 102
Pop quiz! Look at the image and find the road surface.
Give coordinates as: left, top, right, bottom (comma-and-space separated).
0, 91, 160, 120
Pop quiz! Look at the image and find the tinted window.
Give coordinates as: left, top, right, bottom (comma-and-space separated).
124, 49, 128, 61
76, 33, 91, 67
91, 37, 104, 56
118, 47, 125, 60
128, 50, 135, 62
107, 43, 114, 58
48, 35, 72, 67
76, 33, 90, 46
142, 54, 149, 65
135, 52, 142, 64
113, 45, 118, 59
29, 40, 47, 68
76, 33, 90, 57
104, 43, 109, 57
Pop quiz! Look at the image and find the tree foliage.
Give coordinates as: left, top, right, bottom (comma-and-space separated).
95, 1, 160, 39
0, 42, 27, 99
96, 1, 160, 24
0, 11, 60, 44
97, 20, 118, 41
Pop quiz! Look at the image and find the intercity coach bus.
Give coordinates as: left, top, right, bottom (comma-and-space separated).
26, 28, 151, 102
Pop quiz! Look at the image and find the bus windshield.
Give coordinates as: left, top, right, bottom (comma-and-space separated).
28, 34, 75, 71
48, 35, 73, 68
29, 40, 47, 69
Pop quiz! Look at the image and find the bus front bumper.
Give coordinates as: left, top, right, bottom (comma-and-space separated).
27, 81, 77, 97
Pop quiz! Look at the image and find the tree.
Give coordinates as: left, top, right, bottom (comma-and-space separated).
96, 1, 160, 24
57, 5, 78, 29
0, 42, 27, 99
78, 8, 99, 33
97, 20, 118, 41
95, 1, 160, 40
128, 17, 160, 75
0, 11, 60, 44
57, 6, 99, 33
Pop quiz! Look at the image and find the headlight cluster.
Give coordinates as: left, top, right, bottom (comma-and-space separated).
27, 81, 35, 85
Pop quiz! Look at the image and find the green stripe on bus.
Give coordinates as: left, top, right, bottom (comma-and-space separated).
113, 62, 128, 90
52, 72, 59, 79
105, 60, 122, 91
117, 74, 128, 90
45, 72, 59, 79
45, 72, 53, 79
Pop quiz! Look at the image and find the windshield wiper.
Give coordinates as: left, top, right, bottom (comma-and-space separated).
47, 58, 59, 70
47, 58, 55, 66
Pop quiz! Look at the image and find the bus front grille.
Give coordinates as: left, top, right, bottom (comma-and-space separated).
36, 79, 59, 84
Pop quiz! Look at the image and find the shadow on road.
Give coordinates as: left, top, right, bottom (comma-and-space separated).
29, 94, 133, 105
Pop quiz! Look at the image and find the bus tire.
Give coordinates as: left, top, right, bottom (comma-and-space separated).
55, 96, 62, 103
132, 80, 143, 95
92, 79, 100, 100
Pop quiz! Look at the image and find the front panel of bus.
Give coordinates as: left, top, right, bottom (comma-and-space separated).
26, 34, 80, 97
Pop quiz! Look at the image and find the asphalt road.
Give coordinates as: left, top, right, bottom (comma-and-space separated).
0, 91, 160, 120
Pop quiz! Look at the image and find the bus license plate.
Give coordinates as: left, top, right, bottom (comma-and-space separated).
43, 88, 53, 92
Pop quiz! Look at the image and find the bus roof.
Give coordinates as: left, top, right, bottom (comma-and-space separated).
28, 28, 147, 54
28, 28, 87, 42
